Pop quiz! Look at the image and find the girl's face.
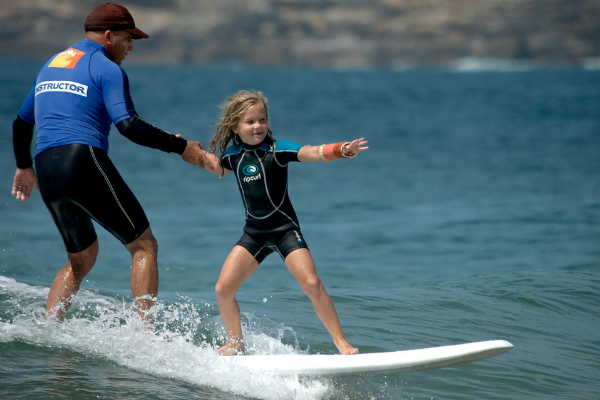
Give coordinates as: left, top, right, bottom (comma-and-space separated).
234, 103, 268, 146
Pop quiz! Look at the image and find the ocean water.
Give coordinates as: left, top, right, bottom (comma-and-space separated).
1, 60, 599, 400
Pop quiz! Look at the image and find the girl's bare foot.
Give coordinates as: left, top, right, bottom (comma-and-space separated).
218, 341, 245, 356
336, 341, 359, 355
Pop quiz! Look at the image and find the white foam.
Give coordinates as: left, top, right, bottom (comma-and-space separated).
0, 276, 333, 399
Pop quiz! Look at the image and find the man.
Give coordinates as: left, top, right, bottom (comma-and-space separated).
11, 3, 205, 327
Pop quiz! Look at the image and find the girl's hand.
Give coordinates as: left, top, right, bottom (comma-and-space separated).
342, 138, 369, 158
203, 151, 217, 173
203, 151, 231, 176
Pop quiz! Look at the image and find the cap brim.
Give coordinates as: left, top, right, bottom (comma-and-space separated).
126, 27, 149, 39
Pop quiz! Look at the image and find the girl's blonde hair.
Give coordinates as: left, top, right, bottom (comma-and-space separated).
208, 90, 271, 158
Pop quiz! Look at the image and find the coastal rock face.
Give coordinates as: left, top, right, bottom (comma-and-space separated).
1, 0, 599, 67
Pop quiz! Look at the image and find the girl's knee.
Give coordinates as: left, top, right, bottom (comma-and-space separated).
302, 274, 324, 297
215, 281, 235, 300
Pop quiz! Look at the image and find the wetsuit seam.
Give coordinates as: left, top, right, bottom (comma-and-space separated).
255, 246, 267, 259
88, 145, 135, 229
275, 247, 284, 259
257, 151, 288, 219
236, 152, 251, 217
273, 150, 287, 167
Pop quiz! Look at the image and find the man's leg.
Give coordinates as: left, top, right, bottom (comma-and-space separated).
125, 227, 159, 326
47, 240, 99, 320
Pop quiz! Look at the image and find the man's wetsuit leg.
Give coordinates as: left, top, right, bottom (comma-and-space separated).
36, 144, 150, 253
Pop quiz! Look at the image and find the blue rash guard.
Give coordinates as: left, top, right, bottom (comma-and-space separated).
18, 39, 137, 156
12, 39, 186, 252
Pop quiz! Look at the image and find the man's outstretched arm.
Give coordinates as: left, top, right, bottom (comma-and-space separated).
116, 116, 205, 168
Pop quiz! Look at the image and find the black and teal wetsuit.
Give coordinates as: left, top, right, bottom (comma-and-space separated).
222, 139, 309, 262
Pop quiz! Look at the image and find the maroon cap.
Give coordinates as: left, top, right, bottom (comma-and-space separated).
84, 3, 149, 39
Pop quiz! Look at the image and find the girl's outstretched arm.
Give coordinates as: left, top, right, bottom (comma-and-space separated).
203, 151, 232, 176
298, 138, 369, 162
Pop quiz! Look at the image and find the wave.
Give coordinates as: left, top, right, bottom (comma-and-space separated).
0, 276, 333, 400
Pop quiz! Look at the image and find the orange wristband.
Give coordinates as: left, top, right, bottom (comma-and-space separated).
320, 142, 347, 161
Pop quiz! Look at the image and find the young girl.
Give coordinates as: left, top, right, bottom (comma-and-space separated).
203, 90, 368, 356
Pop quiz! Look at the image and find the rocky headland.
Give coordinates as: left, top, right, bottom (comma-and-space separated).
1, 0, 599, 68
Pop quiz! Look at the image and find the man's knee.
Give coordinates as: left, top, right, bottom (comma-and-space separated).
142, 233, 158, 255
67, 240, 99, 276
127, 228, 158, 256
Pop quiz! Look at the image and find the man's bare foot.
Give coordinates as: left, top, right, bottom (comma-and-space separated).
218, 342, 245, 356
336, 341, 359, 355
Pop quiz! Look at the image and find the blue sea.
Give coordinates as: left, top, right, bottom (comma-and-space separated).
1, 59, 599, 400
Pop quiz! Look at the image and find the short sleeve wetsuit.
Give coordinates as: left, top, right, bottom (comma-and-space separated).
221, 139, 309, 262
15, 39, 186, 253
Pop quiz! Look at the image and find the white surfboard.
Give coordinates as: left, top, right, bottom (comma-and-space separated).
223, 340, 513, 376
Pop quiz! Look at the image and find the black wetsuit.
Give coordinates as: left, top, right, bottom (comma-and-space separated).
221, 139, 309, 262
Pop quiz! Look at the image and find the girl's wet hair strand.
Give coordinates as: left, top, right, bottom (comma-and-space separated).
208, 90, 271, 159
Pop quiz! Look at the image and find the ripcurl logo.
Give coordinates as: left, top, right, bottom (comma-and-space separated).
242, 164, 262, 182
35, 81, 88, 97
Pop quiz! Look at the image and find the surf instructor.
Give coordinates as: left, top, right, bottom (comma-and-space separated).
10, 3, 206, 327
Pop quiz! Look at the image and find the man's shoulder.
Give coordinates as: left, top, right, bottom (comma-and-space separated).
68, 39, 119, 72
42, 39, 116, 75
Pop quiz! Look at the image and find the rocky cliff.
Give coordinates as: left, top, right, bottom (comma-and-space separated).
2, 0, 599, 68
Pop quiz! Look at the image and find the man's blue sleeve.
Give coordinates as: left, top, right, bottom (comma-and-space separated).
17, 87, 36, 124
94, 58, 136, 125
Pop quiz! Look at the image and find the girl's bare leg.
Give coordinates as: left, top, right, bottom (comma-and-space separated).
285, 248, 358, 355
215, 245, 259, 355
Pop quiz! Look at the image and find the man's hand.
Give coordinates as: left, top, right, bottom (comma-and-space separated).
181, 140, 206, 169
174, 134, 205, 169
12, 167, 39, 202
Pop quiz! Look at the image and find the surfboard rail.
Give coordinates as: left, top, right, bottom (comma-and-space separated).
222, 339, 514, 376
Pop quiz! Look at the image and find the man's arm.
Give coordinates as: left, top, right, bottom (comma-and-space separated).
116, 115, 187, 153
97, 59, 205, 166
115, 116, 205, 167
12, 115, 39, 201
13, 115, 34, 169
